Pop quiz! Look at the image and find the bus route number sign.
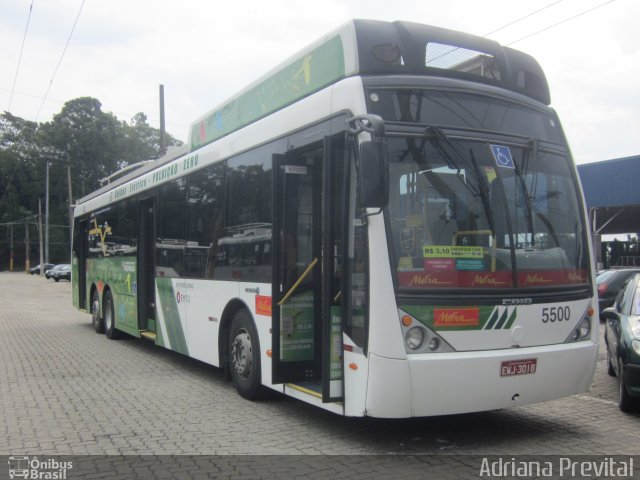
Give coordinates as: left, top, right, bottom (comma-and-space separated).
500, 358, 537, 377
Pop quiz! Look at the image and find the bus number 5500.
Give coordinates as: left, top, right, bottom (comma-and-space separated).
541, 306, 570, 323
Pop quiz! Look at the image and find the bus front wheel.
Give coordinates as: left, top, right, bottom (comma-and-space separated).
228, 309, 264, 400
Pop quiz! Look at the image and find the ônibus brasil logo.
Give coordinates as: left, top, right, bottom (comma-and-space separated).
8, 456, 73, 479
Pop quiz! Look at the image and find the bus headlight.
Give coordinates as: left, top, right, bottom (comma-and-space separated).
427, 337, 441, 352
405, 327, 425, 350
565, 315, 591, 343
632, 340, 640, 356
398, 309, 455, 354
578, 317, 591, 338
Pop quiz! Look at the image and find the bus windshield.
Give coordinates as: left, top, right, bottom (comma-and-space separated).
386, 133, 589, 290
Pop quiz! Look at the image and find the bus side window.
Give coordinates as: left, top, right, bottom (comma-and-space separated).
221, 142, 276, 282
187, 162, 225, 279
156, 178, 187, 278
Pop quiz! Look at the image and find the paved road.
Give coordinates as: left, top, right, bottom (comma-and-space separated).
1, 273, 638, 478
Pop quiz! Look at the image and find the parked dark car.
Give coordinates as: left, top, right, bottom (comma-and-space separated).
28, 263, 55, 275
602, 273, 640, 412
48, 264, 71, 282
45, 264, 65, 279
597, 269, 640, 317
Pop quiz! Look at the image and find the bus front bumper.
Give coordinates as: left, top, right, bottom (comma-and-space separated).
365, 341, 598, 418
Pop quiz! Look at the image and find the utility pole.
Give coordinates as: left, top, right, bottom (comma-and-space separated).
67, 159, 74, 233
38, 200, 44, 275
45, 160, 50, 263
9, 223, 14, 272
25, 220, 30, 272
159, 84, 166, 152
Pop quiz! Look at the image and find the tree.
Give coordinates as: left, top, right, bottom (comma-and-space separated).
121, 112, 181, 163
40, 97, 124, 198
0, 96, 183, 269
0, 112, 42, 223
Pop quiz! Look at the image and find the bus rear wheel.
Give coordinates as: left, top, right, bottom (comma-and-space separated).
104, 290, 120, 340
92, 290, 104, 333
229, 309, 264, 400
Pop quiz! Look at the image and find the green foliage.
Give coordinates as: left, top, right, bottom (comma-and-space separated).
0, 97, 182, 269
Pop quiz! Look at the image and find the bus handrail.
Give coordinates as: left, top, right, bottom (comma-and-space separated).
278, 257, 319, 306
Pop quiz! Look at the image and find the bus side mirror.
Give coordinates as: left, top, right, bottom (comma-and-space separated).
358, 140, 389, 209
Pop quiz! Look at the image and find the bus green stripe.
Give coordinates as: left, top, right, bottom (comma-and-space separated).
156, 278, 189, 355
484, 308, 499, 330
504, 308, 518, 330
189, 35, 345, 151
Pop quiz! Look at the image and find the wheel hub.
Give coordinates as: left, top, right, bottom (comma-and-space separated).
231, 330, 252, 379
91, 299, 100, 322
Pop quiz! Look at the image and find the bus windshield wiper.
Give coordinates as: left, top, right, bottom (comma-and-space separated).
513, 147, 536, 245
423, 126, 496, 236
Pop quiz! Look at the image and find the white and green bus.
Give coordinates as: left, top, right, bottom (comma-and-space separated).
72, 19, 598, 417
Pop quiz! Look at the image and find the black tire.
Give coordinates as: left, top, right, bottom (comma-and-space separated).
606, 346, 616, 377
618, 358, 637, 413
54, 277, 60, 282
104, 290, 120, 340
92, 290, 105, 333
228, 309, 265, 400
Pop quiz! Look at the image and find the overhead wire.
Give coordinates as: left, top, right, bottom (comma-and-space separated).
8, 0, 35, 112
427, 1, 568, 67
482, 0, 566, 37
35, 0, 87, 121
506, 0, 617, 45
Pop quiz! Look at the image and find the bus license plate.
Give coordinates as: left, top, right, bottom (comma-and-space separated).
500, 358, 537, 377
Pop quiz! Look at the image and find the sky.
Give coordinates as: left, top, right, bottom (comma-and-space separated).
0, 0, 638, 165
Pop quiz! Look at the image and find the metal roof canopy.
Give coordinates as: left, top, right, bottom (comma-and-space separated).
577, 155, 640, 235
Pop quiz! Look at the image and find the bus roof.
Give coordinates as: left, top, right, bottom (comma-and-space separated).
188, 19, 550, 152
76, 19, 551, 213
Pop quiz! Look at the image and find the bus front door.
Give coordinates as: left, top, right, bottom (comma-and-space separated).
273, 145, 322, 386
272, 131, 346, 403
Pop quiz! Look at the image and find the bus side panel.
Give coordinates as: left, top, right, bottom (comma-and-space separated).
86, 256, 139, 335
152, 278, 283, 392
236, 284, 282, 392
155, 277, 189, 355
182, 280, 242, 367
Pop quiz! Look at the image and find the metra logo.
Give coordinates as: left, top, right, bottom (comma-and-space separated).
568, 271, 586, 282
434, 308, 479, 327
522, 274, 552, 286
256, 295, 272, 316
408, 274, 451, 287
471, 274, 509, 287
